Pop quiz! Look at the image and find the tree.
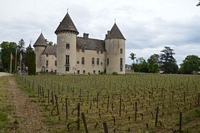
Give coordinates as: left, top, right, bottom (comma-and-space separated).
148, 54, 159, 73
138, 57, 148, 72
18, 39, 25, 52
197, 0, 200, 6
0, 41, 18, 72
159, 46, 178, 74
26, 45, 36, 75
179, 55, 200, 74
129, 53, 136, 64
129, 53, 136, 71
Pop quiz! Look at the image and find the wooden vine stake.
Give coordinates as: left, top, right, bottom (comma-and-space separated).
81, 112, 88, 133
135, 102, 137, 121
119, 95, 122, 116
51, 92, 54, 105
155, 106, 159, 127
77, 103, 80, 130
48, 89, 50, 104
179, 112, 182, 133
103, 121, 108, 133
65, 98, 68, 121
107, 95, 109, 112
55, 95, 59, 115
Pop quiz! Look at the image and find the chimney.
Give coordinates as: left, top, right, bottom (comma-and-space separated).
83, 33, 89, 39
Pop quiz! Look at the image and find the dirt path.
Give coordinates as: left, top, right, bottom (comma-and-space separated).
5, 77, 49, 133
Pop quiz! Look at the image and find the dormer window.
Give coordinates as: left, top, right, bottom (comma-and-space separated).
46, 53, 48, 57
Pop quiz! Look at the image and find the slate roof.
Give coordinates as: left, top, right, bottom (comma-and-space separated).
33, 33, 47, 47
76, 37, 105, 51
106, 23, 125, 40
55, 13, 79, 35
42, 45, 57, 55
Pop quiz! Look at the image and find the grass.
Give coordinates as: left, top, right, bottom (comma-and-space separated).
0, 76, 9, 130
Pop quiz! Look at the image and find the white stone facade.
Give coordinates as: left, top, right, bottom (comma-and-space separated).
34, 12, 126, 74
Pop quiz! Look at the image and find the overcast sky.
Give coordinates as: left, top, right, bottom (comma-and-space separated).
1, 0, 200, 65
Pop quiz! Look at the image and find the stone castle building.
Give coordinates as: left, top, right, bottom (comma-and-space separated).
33, 12, 126, 74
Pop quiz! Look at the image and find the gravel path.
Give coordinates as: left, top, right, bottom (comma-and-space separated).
1, 75, 49, 133
0, 72, 12, 77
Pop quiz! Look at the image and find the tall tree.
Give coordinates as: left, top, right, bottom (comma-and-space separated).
129, 53, 136, 71
0, 41, 17, 72
26, 45, 36, 75
179, 55, 200, 74
148, 54, 159, 73
159, 46, 178, 73
129, 53, 136, 64
18, 39, 25, 52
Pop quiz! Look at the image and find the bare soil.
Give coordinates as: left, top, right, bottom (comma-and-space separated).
3, 77, 49, 133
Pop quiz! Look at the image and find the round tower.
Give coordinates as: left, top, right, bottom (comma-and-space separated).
55, 12, 79, 74
33, 33, 47, 72
105, 23, 126, 74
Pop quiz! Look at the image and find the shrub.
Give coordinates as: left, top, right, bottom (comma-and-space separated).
112, 72, 118, 75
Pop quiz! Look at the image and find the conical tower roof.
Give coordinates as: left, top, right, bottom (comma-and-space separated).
107, 23, 125, 40
33, 33, 47, 47
55, 12, 79, 35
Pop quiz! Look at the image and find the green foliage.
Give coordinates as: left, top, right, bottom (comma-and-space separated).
26, 45, 36, 75
112, 72, 118, 75
100, 71, 105, 75
132, 57, 148, 72
0, 41, 18, 71
148, 54, 159, 73
129, 53, 136, 70
0, 67, 5, 72
159, 46, 178, 73
179, 55, 200, 74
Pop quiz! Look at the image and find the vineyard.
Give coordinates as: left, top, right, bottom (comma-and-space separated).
15, 74, 200, 133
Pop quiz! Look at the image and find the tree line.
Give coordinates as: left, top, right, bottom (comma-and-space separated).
0, 39, 36, 75
129, 46, 200, 74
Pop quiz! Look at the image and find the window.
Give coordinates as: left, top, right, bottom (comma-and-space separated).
120, 48, 123, 54
66, 55, 69, 65
98, 70, 100, 74
101, 51, 103, 54
66, 44, 70, 49
46, 53, 48, 57
55, 61, 57, 66
93, 70, 95, 74
120, 67, 123, 72
82, 57, 85, 64
97, 49, 99, 54
97, 58, 99, 65
82, 47, 85, 52
66, 67, 69, 71
107, 58, 109, 66
83, 70, 85, 74
120, 58, 123, 66
101, 62, 103, 65
46, 60, 48, 67
77, 61, 79, 64
77, 70, 80, 74
92, 58, 95, 65
46, 70, 48, 73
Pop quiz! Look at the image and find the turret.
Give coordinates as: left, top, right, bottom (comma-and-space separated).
33, 33, 47, 72
55, 12, 79, 74
105, 23, 126, 74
